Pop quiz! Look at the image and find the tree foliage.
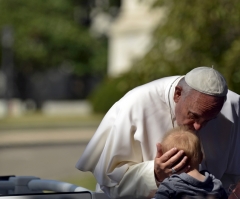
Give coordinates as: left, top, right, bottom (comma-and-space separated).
136, 0, 240, 92
0, 0, 107, 76
90, 0, 240, 113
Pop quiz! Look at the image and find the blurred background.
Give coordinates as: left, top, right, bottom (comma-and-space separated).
0, 0, 240, 191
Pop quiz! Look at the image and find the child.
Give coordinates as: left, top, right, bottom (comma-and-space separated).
154, 127, 228, 199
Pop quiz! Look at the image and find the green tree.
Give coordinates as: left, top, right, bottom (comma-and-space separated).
90, 0, 240, 113
0, 0, 107, 76
136, 0, 240, 92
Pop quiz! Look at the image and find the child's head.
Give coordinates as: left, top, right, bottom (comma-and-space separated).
161, 126, 203, 168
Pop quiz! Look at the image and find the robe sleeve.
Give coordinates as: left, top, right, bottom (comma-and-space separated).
95, 100, 158, 198
75, 76, 176, 198
106, 161, 157, 198
76, 88, 161, 198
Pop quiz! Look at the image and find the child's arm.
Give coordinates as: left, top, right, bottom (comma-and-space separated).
154, 181, 175, 199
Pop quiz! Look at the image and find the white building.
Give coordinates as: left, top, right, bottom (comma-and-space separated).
107, 0, 164, 77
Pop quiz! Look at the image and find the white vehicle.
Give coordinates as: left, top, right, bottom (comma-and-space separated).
0, 175, 108, 199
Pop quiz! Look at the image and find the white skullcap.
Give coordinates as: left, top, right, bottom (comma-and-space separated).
185, 66, 228, 97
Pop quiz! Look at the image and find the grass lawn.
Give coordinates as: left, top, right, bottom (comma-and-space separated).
0, 112, 104, 130
61, 172, 97, 191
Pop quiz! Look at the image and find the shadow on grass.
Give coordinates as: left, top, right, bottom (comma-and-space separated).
61, 172, 97, 191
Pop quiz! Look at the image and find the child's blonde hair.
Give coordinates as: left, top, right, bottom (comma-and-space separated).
161, 127, 203, 168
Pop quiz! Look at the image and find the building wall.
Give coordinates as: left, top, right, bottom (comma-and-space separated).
108, 0, 164, 77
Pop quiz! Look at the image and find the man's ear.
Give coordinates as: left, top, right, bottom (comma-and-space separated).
174, 86, 182, 103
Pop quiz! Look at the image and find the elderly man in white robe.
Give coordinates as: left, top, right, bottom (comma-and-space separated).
76, 66, 240, 199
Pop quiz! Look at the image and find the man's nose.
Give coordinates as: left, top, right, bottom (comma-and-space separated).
193, 122, 202, 131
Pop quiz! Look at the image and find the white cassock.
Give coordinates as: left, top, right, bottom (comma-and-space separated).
76, 76, 240, 198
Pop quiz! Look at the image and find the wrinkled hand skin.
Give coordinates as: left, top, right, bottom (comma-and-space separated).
228, 182, 240, 199
154, 143, 189, 182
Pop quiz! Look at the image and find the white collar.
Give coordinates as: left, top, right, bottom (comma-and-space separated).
167, 76, 184, 127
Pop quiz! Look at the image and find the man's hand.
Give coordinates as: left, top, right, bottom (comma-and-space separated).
154, 143, 189, 182
228, 182, 240, 199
